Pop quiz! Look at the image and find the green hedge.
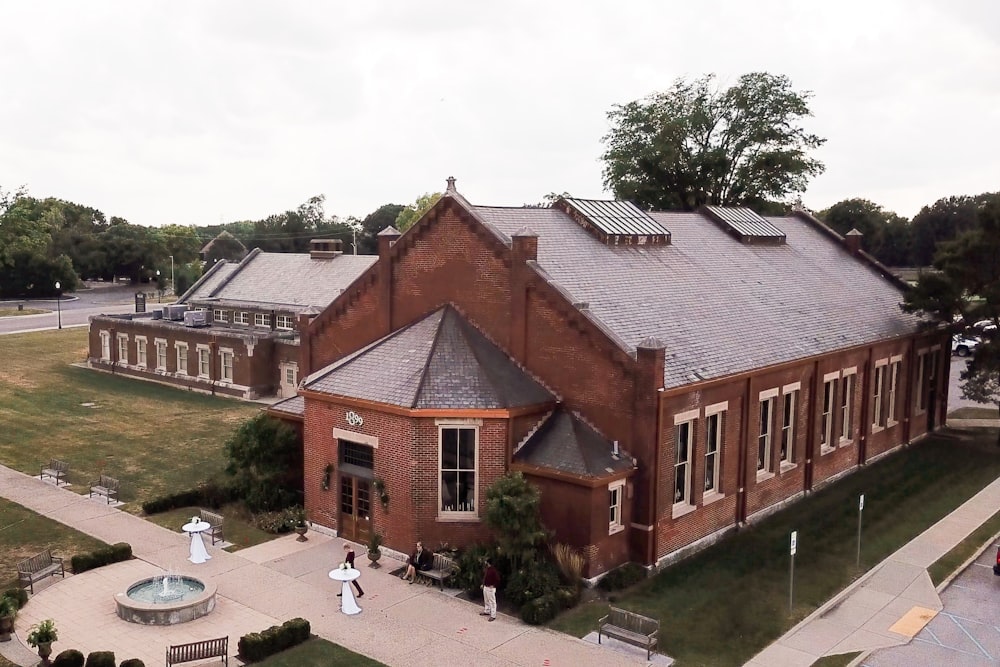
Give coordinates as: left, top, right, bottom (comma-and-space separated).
119, 659, 146, 667
597, 562, 647, 591
3, 587, 28, 609
71, 543, 132, 574
141, 482, 235, 515
521, 593, 560, 625
52, 650, 85, 667
238, 617, 311, 662
84, 651, 116, 667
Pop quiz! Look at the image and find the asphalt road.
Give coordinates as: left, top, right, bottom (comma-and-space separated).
862, 546, 1000, 666
0, 285, 152, 335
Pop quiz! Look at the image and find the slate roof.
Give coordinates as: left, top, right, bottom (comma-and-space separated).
515, 408, 635, 478
475, 204, 923, 389
268, 395, 304, 417
182, 248, 377, 312
304, 306, 554, 409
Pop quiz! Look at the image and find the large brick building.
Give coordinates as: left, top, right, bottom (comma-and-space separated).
87, 240, 376, 399
284, 179, 947, 576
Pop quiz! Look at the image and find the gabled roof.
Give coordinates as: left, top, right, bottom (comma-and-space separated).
474, 203, 923, 389
268, 395, 304, 418
514, 408, 634, 479
304, 306, 554, 409
181, 248, 377, 313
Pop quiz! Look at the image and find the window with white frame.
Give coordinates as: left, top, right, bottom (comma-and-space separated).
197, 346, 210, 378
781, 388, 797, 465
116, 335, 129, 364
704, 411, 722, 494
872, 362, 887, 428
609, 480, 625, 534
136, 337, 147, 367
254, 313, 271, 327
234, 312, 250, 325
758, 394, 775, 473
674, 419, 693, 506
100, 331, 110, 361
155, 339, 167, 370
276, 315, 294, 330
887, 358, 901, 424
840, 371, 855, 443
213, 309, 227, 324
220, 348, 233, 382
821, 376, 837, 449
440, 425, 477, 515
916, 350, 929, 412
176, 343, 188, 375
284, 366, 296, 385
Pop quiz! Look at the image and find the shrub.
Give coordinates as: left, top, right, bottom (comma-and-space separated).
119, 659, 145, 667
551, 543, 585, 588
238, 617, 311, 662
252, 506, 306, 534
52, 650, 85, 667
504, 557, 561, 608
520, 593, 559, 625
84, 651, 116, 667
553, 586, 580, 610
597, 562, 647, 591
453, 543, 497, 597
141, 481, 235, 514
71, 543, 132, 574
3, 587, 28, 609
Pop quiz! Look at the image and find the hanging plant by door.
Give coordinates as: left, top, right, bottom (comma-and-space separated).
321, 464, 332, 491
372, 478, 389, 509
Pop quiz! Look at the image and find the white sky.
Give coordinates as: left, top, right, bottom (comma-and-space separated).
1, 0, 998, 227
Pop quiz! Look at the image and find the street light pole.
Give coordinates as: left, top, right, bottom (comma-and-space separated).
55, 281, 62, 329
169, 255, 174, 296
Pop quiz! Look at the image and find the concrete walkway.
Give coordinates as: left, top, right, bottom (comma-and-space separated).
747, 468, 1000, 667
0, 465, 660, 667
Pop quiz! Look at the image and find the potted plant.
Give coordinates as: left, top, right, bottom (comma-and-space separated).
26, 618, 58, 664
291, 506, 308, 542
367, 532, 384, 568
0, 595, 17, 642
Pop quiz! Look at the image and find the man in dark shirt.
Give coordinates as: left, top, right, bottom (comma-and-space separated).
480, 557, 500, 621
338, 542, 364, 597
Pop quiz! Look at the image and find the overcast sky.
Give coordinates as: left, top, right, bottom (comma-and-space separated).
2, 0, 998, 227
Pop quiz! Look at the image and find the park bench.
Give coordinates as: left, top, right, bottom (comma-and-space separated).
416, 553, 458, 590
166, 636, 228, 666
17, 550, 65, 594
598, 606, 659, 660
89, 474, 120, 504
199, 509, 224, 545
40, 459, 69, 486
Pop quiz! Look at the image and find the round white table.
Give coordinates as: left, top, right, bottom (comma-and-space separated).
329, 568, 362, 615
182, 520, 212, 564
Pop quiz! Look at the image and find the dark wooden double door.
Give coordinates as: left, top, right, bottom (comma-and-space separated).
339, 474, 371, 543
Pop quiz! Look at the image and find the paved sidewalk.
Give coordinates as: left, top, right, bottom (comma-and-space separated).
0, 465, 657, 666
747, 472, 1000, 667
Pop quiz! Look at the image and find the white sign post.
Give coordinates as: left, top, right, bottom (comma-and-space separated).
789, 530, 797, 613
857, 494, 865, 568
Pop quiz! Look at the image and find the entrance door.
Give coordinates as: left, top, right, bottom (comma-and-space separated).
279, 363, 298, 398
339, 475, 371, 543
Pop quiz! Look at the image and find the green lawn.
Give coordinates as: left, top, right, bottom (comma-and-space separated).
252, 637, 385, 666
0, 329, 258, 510
929, 508, 1000, 585
145, 505, 274, 551
549, 429, 1000, 667
949, 406, 1000, 419
0, 307, 47, 317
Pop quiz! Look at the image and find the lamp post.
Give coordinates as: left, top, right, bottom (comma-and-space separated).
169, 255, 174, 296
55, 281, 62, 329
156, 270, 161, 302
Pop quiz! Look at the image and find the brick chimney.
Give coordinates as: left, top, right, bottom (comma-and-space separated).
845, 228, 863, 255
509, 227, 538, 362
377, 226, 402, 336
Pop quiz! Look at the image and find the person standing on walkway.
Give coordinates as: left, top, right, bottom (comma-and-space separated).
480, 557, 500, 621
338, 542, 364, 598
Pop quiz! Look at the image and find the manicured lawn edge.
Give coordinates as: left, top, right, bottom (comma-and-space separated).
928, 510, 1000, 587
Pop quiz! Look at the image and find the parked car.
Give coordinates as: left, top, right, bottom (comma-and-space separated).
952, 334, 980, 357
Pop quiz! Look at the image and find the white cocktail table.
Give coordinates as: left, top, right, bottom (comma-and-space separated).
182, 520, 212, 564
329, 567, 362, 615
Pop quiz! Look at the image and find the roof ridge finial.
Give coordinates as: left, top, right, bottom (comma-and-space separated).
446, 176, 457, 193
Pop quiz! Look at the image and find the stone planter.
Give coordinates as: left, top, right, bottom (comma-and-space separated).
367, 549, 382, 568
294, 524, 308, 542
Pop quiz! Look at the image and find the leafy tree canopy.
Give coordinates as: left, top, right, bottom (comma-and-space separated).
602, 72, 825, 211
395, 193, 442, 232
909, 193, 995, 266
484, 472, 549, 567
903, 194, 1000, 432
358, 203, 405, 254
225, 413, 303, 511
818, 198, 911, 266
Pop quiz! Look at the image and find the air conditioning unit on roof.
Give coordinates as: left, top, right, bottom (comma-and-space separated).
183, 310, 207, 327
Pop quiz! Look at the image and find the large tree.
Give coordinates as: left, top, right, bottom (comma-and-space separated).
601, 72, 825, 211
358, 203, 405, 254
903, 194, 1000, 436
819, 198, 912, 266
395, 193, 442, 232
909, 194, 994, 266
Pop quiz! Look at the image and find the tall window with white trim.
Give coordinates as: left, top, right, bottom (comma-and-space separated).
440, 426, 477, 514
198, 347, 210, 378
176, 343, 188, 375
155, 340, 167, 370
674, 420, 693, 505
100, 332, 111, 361
609, 480, 624, 534
873, 364, 886, 427
916, 351, 929, 412
758, 397, 774, 473
840, 373, 855, 443
781, 390, 796, 465
821, 378, 837, 449
220, 349, 233, 381
705, 412, 721, 494
887, 359, 901, 424
117, 335, 128, 364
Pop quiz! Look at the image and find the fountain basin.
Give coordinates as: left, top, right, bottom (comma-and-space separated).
115, 575, 216, 625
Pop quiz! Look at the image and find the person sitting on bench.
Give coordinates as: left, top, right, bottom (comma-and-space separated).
402, 541, 432, 584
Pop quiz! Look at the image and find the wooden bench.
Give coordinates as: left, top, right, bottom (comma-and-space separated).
40, 459, 69, 486
416, 553, 458, 590
166, 636, 228, 666
17, 550, 65, 594
199, 509, 224, 545
598, 606, 659, 660
89, 474, 120, 504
